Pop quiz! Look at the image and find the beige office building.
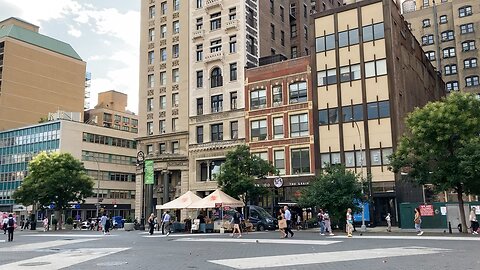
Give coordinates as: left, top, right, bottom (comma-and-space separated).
84, 90, 139, 134
403, 0, 480, 94
313, 0, 444, 224
0, 17, 86, 131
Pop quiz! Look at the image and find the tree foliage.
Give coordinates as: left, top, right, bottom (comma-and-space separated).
389, 93, 480, 232
13, 152, 94, 211
216, 145, 276, 204
297, 164, 364, 226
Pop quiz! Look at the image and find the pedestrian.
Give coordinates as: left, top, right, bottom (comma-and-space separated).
324, 210, 334, 236
154, 216, 159, 231
469, 207, 478, 235
43, 217, 49, 232
6, 213, 16, 242
278, 209, 287, 238
346, 208, 353, 238
318, 209, 325, 236
283, 206, 294, 238
162, 210, 171, 236
231, 211, 242, 238
296, 214, 302, 230
24, 218, 30, 230
148, 213, 155, 235
386, 213, 392, 232
2, 216, 8, 234
100, 213, 107, 235
104, 215, 111, 235
414, 207, 423, 236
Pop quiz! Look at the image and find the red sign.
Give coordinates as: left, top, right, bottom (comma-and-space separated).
215, 203, 222, 208
223, 206, 230, 211
420, 205, 434, 216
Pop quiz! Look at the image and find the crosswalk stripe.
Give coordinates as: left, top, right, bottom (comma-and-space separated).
176, 238, 341, 245
143, 232, 266, 238
23, 234, 116, 238
0, 248, 130, 270
209, 246, 449, 269
0, 240, 4, 243
1, 239, 98, 251
332, 235, 480, 241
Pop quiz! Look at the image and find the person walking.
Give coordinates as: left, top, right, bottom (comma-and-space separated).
283, 206, 294, 238
148, 213, 155, 235
324, 210, 334, 236
43, 217, 49, 232
162, 211, 171, 236
100, 213, 107, 235
346, 208, 353, 237
2, 216, 8, 234
414, 207, 423, 236
104, 215, 111, 235
6, 214, 16, 242
278, 209, 287, 238
386, 213, 392, 232
318, 209, 325, 236
469, 207, 478, 235
231, 211, 242, 238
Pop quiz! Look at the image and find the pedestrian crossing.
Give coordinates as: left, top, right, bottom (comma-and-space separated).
175, 237, 341, 246
332, 235, 480, 241
209, 246, 450, 269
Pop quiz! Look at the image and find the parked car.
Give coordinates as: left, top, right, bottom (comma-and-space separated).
247, 205, 277, 231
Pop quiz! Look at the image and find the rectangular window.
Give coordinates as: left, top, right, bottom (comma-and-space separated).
274, 150, 285, 175
230, 62, 237, 81
159, 143, 166, 154
439, 15, 447, 24
291, 46, 297, 58
291, 24, 297, 38
172, 141, 179, 154
211, 94, 223, 113
289, 81, 307, 103
446, 81, 459, 92
172, 93, 179, 107
148, 28, 155, 42
230, 121, 238, 139
229, 8, 236, 20
229, 35, 237, 53
196, 0, 203, 8
291, 148, 310, 174
196, 70, 203, 88
425, 51, 435, 61
251, 119, 267, 141
280, 6, 284, 22
147, 144, 153, 155
342, 104, 363, 122
196, 98, 203, 115
462, 40, 476, 51
196, 44, 203, 61
196, 17, 203, 30
365, 59, 387, 78
338, 28, 359, 48
160, 71, 166, 85
367, 100, 390, 119
210, 12, 221, 30
317, 68, 336, 86
147, 122, 153, 135
460, 23, 474, 34
362, 22, 384, 42
459, 6, 472, 17
315, 34, 335, 52
210, 39, 222, 52
196, 126, 204, 143
148, 74, 154, 88
270, 0, 275, 14
172, 68, 179, 83
147, 98, 154, 112
290, 113, 308, 137
160, 48, 167, 61
173, 0, 179, 11
422, 19, 430, 28
230, 92, 237, 110
172, 44, 179, 58
160, 25, 167, 38
303, 3, 308, 18
273, 117, 284, 139
161, 1, 167, 14
211, 123, 223, 141
304, 25, 308, 40
272, 85, 282, 106
149, 6, 155, 19
464, 58, 478, 69
271, 24, 275, 40
318, 108, 339, 125
250, 89, 267, 109
173, 21, 179, 34
441, 30, 454, 42
159, 120, 166, 133
172, 118, 178, 132
160, 95, 166, 110
340, 64, 361, 82
443, 47, 456, 58
280, 31, 285, 46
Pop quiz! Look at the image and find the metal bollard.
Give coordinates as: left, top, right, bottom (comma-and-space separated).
448, 221, 452, 234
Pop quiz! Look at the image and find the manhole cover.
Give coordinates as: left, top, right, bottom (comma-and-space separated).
19, 262, 51, 267
97, 262, 128, 266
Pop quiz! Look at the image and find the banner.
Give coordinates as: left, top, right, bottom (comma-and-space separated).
144, 160, 154, 184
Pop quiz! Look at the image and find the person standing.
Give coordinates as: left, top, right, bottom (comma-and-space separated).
324, 210, 334, 236
278, 209, 287, 238
231, 211, 242, 238
318, 209, 325, 236
104, 215, 111, 235
386, 213, 392, 232
414, 207, 423, 236
100, 213, 107, 235
148, 213, 155, 235
469, 207, 478, 235
162, 211, 171, 236
6, 214, 16, 242
43, 217, 49, 232
346, 208, 353, 237
2, 216, 8, 234
283, 206, 294, 238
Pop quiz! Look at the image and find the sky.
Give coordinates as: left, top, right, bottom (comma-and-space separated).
0, 0, 141, 113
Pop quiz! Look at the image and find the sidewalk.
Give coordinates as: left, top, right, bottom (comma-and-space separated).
304, 226, 469, 236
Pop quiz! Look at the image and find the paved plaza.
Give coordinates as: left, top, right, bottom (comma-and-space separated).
1, 229, 479, 269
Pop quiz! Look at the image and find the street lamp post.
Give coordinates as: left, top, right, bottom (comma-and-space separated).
352, 120, 367, 232
136, 151, 145, 230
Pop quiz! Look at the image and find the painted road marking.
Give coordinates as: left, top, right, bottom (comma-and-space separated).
209, 246, 449, 269
0, 248, 130, 270
0, 240, 4, 243
332, 235, 480, 241
144, 232, 267, 238
175, 238, 341, 245
23, 234, 117, 238
1, 239, 98, 252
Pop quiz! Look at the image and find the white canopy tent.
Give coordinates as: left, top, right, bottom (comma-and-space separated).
156, 191, 202, 210
187, 189, 244, 209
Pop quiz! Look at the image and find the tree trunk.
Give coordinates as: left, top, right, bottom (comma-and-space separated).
457, 188, 468, 233
54, 210, 62, 231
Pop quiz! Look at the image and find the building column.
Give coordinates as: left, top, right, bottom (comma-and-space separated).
163, 170, 169, 205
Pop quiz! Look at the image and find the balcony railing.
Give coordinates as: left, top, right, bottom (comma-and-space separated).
204, 51, 223, 63
225, 19, 239, 31
205, 0, 222, 10
193, 29, 204, 40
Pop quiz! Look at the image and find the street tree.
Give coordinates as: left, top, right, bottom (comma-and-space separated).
13, 152, 94, 228
389, 93, 480, 233
297, 164, 364, 227
216, 145, 276, 205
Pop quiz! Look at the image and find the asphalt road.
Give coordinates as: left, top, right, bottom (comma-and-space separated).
1, 228, 479, 269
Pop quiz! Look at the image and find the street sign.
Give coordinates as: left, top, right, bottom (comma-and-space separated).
144, 160, 154, 184
274, 177, 283, 188
420, 205, 434, 216
74, 204, 80, 209
49, 203, 55, 209
215, 203, 222, 208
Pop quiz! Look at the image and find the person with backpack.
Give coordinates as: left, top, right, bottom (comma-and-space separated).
6, 213, 16, 242
318, 209, 325, 235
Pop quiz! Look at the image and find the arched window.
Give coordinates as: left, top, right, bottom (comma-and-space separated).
210, 67, 223, 88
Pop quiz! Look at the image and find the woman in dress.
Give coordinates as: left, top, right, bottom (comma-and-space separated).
278, 209, 287, 238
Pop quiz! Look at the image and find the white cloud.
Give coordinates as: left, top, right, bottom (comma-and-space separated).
3, 0, 81, 26
67, 25, 82, 37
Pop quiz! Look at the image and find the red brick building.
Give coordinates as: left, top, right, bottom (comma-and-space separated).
245, 56, 316, 207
